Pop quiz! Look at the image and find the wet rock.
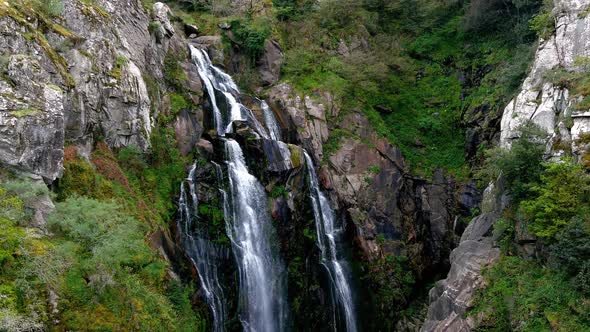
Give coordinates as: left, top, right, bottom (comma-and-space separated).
262, 139, 293, 172
192, 36, 224, 64
268, 83, 330, 163
196, 138, 214, 155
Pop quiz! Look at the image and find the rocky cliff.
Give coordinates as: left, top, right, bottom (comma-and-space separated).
0, 0, 508, 331
501, 0, 590, 154
422, 0, 590, 330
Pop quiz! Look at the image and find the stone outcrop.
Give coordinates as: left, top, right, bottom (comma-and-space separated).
0, 1, 204, 181
257, 39, 283, 86
421, 181, 506, 332
0, 50, 65, 181
268, 83, 480, 280
501, 0, 590, 153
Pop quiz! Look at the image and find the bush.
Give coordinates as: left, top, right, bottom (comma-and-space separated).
0, 187, 25, 269
551, 218, 590, 278
362, 255, 415, 330
477, 123, 547, 201
36, 196, 205, 330
164, 53, 188, 91
230, 19, 271, 60
521, 158, 590, 241
471, 256, 590, 331
33, 0, 64, 17
117, 145, 148, 176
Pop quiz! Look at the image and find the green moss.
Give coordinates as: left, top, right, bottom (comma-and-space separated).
170, 93, 190, 116
57, 156, 114, 201
288, 145, 302, 168
270, 185, 288, 198
11, 108, 41, 118
46, 84, 63, 93
164, 53, 188, 91
108, 55, 128, 80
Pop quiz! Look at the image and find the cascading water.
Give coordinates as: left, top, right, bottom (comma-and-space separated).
261, 100, 282, 141
190, 45, 268, 138
224, 139, 288, 331
304, 152, 358, 332
190, 44, 287, 331
177, 164, 226, 332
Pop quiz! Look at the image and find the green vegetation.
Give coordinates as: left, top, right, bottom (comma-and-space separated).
362, 254, 415, 331
521, 159, 590, 241
269, 185, 288, 198
164, 52, 188, 91
170, 93, 191, 117
32, 0, 64, 17
471, 256, 589, 331
474, 122, 590, 330
0, 182, 205, 330
272, 0, 544, 175
229, 18, 271, 60
108, 55, 128, 80
477, 123, 547, 202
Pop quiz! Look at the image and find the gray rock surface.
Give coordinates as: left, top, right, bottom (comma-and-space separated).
257, 39, 283, 85
0, 53, 65, 181
421, 181, 505, 332
501, 0, 590, 154
0, 0, 204, 181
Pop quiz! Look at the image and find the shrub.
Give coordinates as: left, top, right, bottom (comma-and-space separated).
33, 0, 65, 17
0, 187, 25, 268
57, 155, 114, 201
170, 93, 190, 116
477, 122, 547, 202
117, 145, 147, 176
230, 19, 271, 60
521, 158, 590, 241
36, 196, 204, 330
550, 218, 590, 277
471, 256, 590, 331
529, 0, 555, 40
362, 254, 415, 330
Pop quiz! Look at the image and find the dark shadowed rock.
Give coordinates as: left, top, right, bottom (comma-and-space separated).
421, 181, 505, 332
257, 39, 283, 85
174, 110, 203, 156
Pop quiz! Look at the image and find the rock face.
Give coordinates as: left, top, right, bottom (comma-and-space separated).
268, 82, 481, 280
0, 1, 204, 181
0, 52, 65, 181
421, 182, 505, 332
501, 0, 590, 153
257, 40, 283, 85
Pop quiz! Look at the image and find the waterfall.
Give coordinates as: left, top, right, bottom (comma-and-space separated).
304, 152, 358, 332
224, 139, 288, 331
177, 164, 226, 332
189, 45, 268, 138
262, 100, 282, 141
